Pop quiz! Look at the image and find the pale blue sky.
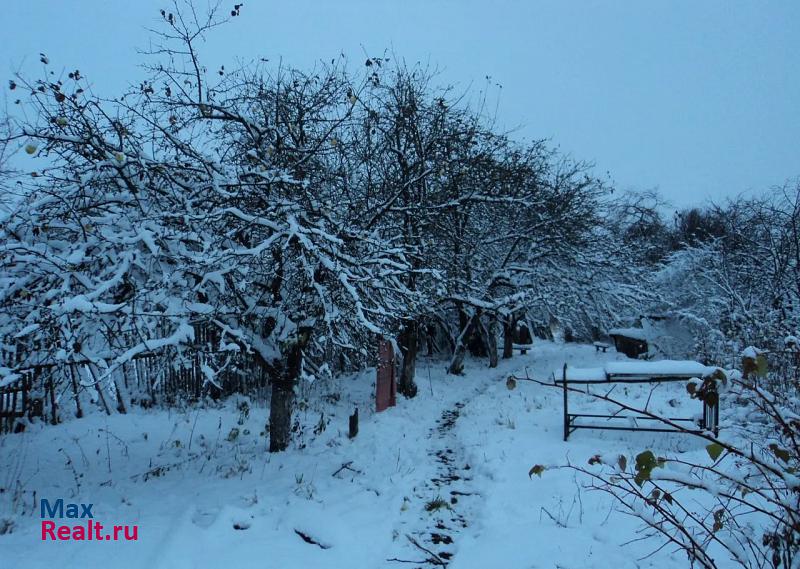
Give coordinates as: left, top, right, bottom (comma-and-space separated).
2, 1, 798, 206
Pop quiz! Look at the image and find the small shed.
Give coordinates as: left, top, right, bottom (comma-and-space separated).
608, 327, 649, 359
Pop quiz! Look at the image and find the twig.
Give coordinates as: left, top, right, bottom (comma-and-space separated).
187, 407, 200, 451
540, 506, 567, 528
405, 534, 448, 566
294, 529, 331, 549
332, 461, 362, 477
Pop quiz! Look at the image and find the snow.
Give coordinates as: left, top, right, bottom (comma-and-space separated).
114, 321, 195, 365
562, 360, 715, 382
0, 366, 22, 388
186, 302, 215, 315
12, 323, 40, 338
607, 327, 648, 341
741, 346, 762, 359
0, 342, 732, 569
564, 366, 607, 381
605, 360, 715, 377
58, 294, 125, 315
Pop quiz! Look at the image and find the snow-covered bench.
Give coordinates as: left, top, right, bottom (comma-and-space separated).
513, 343, 533, 355
555, 360, 720, 441
592, 341, 611, 353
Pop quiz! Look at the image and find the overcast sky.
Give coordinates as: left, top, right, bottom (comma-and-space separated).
2, 1, 798, 207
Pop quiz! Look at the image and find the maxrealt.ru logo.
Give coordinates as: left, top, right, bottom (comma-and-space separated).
40, 499, 138, 541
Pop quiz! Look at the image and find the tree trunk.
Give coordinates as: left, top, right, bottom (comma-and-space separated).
85, 364, 112, 416
397, 320, 418, 398
487, 315, 499, 368
269, 374, 294, 453
502, 315, 514, 359
464, 308, 487, 357
269, 327, 310, 453
449, 342, 467, 375
69, 365, 84, 418
548, 315, 564, 344
448, 312, 478, 375
425, 324, 435, 356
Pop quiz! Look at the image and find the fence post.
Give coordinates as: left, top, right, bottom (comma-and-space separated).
348, 407, 359, 439
10, 388, 18, 432
702, 383, 719, 436
376, 338, 396, 412
48, 375, 58, 425
0, 386, 5, 434
562, 363, 570, 441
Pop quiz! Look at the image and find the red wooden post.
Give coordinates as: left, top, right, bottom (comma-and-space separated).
376, 338, 396, 412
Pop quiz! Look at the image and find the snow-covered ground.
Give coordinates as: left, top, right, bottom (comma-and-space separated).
1, 342, 718, 568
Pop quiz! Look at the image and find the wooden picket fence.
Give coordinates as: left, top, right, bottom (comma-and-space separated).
0, 324, 273, 434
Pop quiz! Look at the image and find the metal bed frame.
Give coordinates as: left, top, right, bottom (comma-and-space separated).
556, 363, 719, 441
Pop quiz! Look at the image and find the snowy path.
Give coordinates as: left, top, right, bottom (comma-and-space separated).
388, 379, 493, 567
1, 342, 712, 569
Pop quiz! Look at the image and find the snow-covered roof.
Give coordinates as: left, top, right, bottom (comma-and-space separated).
607, 327, 648, 341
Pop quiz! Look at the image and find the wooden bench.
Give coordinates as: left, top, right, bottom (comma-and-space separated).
555, 361, 720, 441
513, 343, 533, 355
593, 341, 611, 353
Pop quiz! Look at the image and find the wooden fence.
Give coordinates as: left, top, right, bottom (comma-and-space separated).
0, 324, 273, 434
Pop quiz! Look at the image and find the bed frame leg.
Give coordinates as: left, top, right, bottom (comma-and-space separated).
563, 363, 569, 441
701, 384, 720, 436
